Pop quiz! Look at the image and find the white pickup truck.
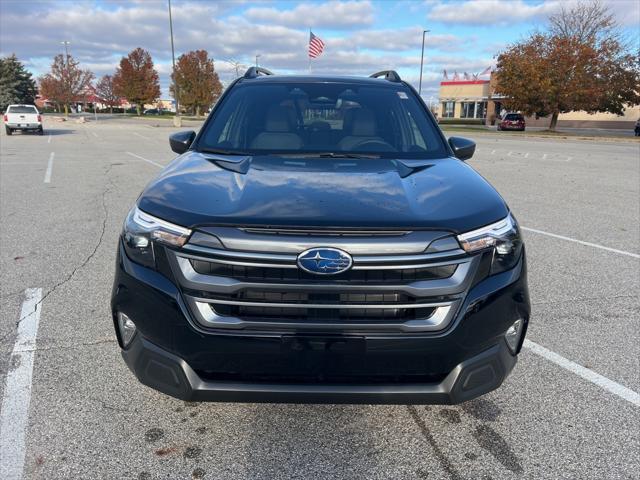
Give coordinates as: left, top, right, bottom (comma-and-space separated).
4, 104, 43, 135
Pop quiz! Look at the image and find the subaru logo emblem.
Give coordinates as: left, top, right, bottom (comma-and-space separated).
297, 247, 353, 275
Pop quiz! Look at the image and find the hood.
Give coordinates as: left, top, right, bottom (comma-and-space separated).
137, 152, 508, 233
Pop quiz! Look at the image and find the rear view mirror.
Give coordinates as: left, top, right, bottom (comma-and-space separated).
448, 137, 476, 161
169, 130, 196, 154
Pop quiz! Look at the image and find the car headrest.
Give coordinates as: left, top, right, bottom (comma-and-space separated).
351, 108, 376, 136
264, 105, 293, 133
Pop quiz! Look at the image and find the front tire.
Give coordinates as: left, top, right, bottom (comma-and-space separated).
5, 126, 12, 135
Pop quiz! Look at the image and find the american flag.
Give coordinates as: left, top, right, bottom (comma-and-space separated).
308, 31, 325, 59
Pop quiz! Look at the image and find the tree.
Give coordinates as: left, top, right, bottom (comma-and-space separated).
548, 0, 615, 43
495, 1, 639, 131
170, 50, 222, 116
38, 54, 94, 117
95, 74, 119, 113
0, 54, 38, 111
113, 48, 160, 115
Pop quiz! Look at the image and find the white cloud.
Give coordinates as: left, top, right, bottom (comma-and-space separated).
245, 1, 374, 28
428, 0, 561, 26
327, 28, 465, 52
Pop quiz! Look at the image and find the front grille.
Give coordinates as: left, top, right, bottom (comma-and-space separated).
190, 259, 457, 283
168, 229, 475, 333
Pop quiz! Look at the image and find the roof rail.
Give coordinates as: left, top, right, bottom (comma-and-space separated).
369, 70, 402, 82
244, 66, 274, 79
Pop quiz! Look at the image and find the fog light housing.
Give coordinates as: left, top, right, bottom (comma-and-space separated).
117, 312, 137, 347
505, 318, 524, 354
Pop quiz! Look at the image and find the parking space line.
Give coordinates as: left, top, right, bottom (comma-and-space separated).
47, 134, 51, 144
0, 288, 43, 480
125, 151, 164, 169
521, 226, 640, 258
44, 152, 55, 183
523, 339, 640, 407
133, 132, 153, 141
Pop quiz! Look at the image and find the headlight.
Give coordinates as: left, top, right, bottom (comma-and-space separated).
122, 206, 191, 268
457, 213, 522, 274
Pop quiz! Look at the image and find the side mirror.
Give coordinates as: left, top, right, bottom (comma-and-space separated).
169, 130, 196, 154
448, 137, 476, 161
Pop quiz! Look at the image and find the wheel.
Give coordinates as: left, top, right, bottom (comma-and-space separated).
5, 126, 12, 135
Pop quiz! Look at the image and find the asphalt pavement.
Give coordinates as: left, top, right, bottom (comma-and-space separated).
0, 117, 638, 480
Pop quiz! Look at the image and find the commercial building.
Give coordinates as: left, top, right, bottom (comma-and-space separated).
438, 74, 639, 130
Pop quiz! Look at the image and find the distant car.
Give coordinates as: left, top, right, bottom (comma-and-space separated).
498, 113, 525, 131
143, 108, 162, 115
3, 104, 43, 135
634, 119, 640, 136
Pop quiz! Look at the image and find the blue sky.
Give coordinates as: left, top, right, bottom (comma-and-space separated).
0, 0, 638, 100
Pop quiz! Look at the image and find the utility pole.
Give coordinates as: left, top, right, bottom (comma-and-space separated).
168, 0, 181, 126
418, 30, 429, 96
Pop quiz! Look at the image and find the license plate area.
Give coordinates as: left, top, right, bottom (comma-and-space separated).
281, 335, 366, 354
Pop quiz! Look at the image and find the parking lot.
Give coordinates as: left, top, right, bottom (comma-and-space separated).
1, 117, 638, 479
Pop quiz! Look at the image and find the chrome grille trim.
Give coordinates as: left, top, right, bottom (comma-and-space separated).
170, 254, 477, 297
180, 244, 467, 269
192, 297, 452, 310
185, 295, 458, 333
195, 226, 454, 255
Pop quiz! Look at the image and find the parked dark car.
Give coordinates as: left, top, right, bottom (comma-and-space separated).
143, 108, 162, 115
112, 68, 530, 404
498, 113, 525, 131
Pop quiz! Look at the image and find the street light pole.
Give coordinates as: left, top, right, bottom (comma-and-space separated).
60, 41, 71, 116
418, 30, 429, 96
61, 40, 70, 65
168, 0, 181, 123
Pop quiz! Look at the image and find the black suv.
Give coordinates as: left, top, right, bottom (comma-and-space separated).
112, 68, 530, 404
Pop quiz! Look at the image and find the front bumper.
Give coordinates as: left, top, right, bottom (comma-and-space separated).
112, 241, 530, 404
122, 333, 516, 404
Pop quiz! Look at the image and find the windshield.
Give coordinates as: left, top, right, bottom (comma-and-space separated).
8, 105, 37, 114
197, 81, 447, 158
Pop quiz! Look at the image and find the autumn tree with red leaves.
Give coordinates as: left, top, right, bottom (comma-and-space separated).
95, 74, 119, 113
495, 0, 639, 131
113, 48, 160, 115
170, 50, 222, 116
38, 54, 94, 117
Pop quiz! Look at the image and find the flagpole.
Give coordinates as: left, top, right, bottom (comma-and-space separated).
308, 28, 311, 74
